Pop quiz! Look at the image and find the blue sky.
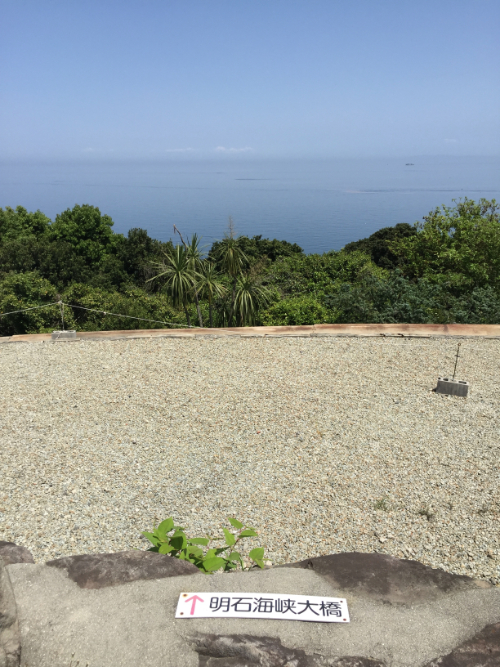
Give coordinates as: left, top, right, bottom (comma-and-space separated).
1, 0, 499, 159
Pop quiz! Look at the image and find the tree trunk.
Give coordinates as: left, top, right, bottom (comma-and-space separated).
183, 303, 191, 328
209, 301, 213, 328
193, 290, 203, 328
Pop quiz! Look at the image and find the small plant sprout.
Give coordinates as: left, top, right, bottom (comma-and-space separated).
374, 497, 389, 511
142, 516, 266, 573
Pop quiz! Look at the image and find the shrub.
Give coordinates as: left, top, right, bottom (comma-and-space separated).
0, 272, 71, 335
260, 295, 331, 326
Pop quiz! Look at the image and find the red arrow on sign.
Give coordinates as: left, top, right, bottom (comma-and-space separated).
185, 595, 204, 615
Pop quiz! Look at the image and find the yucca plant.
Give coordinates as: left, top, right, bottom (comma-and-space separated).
215, 221, 248, 326
147, 244, 195, 327
196, 262, 227, 327
234, 274, 272, 326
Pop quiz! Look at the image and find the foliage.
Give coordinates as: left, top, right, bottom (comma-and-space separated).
260, 295, 331, 326
49, 204, 117, 269
143, 516, 266, 573
212, 230, 249, 326
234, 274, 273, 326
263, 250, 382, 298
324, 270, 500, 324
0, 272, 68, 335
209, 234, 303, 268
390, 198, 500, 290
61, 283, 186, 331
148, 244, 196, 325
1, 199, 500, 334
343, 222, 416, 270
195, 262, 227, 327
0, 205, 51, 241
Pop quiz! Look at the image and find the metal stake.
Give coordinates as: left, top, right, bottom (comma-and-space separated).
452, 343, 461, 380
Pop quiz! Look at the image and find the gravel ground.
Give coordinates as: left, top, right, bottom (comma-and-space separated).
0, 335, 499, 584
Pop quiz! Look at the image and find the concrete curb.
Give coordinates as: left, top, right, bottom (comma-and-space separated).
1, 323, 500, 344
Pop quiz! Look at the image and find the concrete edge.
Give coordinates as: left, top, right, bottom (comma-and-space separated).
1, 323, 500, 344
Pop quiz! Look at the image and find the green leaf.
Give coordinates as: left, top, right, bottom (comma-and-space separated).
228, 517, 243, 529
170, 535, 186, 550
240, 529, 258, 538
141, 531, 159, 546
249, 547, 265, 561
203, 556, 226, 572
158, 543, 175, 555
187, 546, 203, 558
253, 558, 265, 569
156, 517, 174, 539
188, 538, 210, 546
223, 528, 236, 546
205, 548, 217, 559
227, 551, 242, 562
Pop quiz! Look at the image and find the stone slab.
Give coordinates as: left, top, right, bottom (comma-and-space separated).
5, 552, 500, 667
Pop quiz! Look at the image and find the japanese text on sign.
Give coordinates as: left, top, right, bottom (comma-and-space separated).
175, 592, 349, 623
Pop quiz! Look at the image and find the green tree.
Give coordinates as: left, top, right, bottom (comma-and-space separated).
195, 262, 227, 327
0, 272, 66, 335
343, 222, 416, 270
0, 206, 51, 241
49, 204, 117, 269
391, 198, 500, 290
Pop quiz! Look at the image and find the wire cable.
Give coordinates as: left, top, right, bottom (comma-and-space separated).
0, 302, 60, 317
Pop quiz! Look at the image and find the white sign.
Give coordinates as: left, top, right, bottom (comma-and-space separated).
175, 592, 349, 623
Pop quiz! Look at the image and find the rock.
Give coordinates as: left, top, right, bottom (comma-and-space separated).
4, 551, 500, 667
46, 550, 201, 589
423, 622, 500, 667
0, 557, 20, 667
0, 542, 34, 566
191, 633, 385, 666
281, 552, 489, 604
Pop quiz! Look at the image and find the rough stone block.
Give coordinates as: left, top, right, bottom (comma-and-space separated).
435, 377, 469, 397
51, 330, 77, 341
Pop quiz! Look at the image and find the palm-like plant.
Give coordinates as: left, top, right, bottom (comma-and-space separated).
185, 234, 206, 327
234, 275, 272, 326
196, 262, 227, 327
147, 244, 195, 327
215, 228, 248, 326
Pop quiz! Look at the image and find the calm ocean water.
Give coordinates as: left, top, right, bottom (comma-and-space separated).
1, 156, 499, 254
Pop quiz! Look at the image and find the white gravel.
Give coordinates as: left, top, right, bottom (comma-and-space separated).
0, 335, 499, 584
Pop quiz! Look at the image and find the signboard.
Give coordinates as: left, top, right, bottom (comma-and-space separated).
175, 592, 349, 623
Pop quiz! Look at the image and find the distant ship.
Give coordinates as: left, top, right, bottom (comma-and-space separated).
405, 163, 414, 166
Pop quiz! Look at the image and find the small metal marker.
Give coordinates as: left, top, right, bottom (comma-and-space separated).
452, 343, 461, 380
435, 343, 469, 397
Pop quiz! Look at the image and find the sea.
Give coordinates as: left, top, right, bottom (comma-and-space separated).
1, 156, 499, 254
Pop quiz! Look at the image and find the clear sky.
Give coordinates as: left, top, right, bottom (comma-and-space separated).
1, 0, 499, 159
